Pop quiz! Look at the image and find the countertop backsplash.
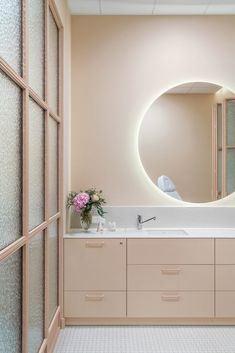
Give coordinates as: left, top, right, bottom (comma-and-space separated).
69, 206, 235, 230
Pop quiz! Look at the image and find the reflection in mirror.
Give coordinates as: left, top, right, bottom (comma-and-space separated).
139, 82, 235, 203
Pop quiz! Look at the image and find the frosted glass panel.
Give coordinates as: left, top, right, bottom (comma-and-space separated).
0, 0, 21, 74
49, 10, 59, 113
48, 221, 58, 323
0, 70, 22, 250
49, 117, 58, 216
29, 233, 44, 353
0, 251, 22, 353
217, 104, 222, 148
29, 98, 44, 230
227, 100, 235, 146
227, 149, 235, 195
29, 0, 44, 97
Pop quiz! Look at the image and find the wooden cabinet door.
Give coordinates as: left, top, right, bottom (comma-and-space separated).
64, 238, 126, 290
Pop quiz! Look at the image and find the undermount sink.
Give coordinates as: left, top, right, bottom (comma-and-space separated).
124, 229, 188, 236
145, 229, 188, 236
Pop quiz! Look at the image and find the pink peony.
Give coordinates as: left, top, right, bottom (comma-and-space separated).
73, 192, 90, 212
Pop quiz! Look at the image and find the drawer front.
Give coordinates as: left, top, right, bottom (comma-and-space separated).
216, 265, 235, 290
64, 239, 126, 290
64, 291, 126, 318
216, 239, 235, 264
128, 291, 214, 318
216, 292, 235, 317
128, 239, 214, 264
128, 265, 214, 291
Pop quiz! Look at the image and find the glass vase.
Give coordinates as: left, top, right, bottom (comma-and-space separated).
80, 211, 92, 232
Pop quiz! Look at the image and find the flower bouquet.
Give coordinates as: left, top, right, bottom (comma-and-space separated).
67, 188, 106, 230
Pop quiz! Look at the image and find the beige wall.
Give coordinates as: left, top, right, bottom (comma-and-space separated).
71, 15, 235, 205
54, 0, 71, 199
139, 94, 214, 203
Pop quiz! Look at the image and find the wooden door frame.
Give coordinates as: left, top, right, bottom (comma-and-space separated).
0, 1, 64, 352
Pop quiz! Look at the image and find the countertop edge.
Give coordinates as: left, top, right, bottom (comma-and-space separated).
64, 228, 235, 239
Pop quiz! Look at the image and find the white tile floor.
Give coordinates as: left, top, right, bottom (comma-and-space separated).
54, 326, 235, 353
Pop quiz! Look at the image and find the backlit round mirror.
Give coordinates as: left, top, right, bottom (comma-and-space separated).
139, 82, 235, 203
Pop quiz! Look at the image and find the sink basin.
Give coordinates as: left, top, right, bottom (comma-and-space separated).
124, 229, 188, 237
145, 229, 188, 236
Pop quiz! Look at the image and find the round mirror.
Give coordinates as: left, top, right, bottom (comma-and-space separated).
139, 82, 235, 203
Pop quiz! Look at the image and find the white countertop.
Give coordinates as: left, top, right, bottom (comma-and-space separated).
64, 228, 235, 238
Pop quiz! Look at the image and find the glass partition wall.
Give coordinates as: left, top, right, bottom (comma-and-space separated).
0, 1, 63, 353
213, 99, 235, 200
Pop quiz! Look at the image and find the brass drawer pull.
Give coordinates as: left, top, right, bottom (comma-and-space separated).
85, 294, 104, 301
161, 295, 180, 302
85, 241, 105, 248
161, 268, 181, 275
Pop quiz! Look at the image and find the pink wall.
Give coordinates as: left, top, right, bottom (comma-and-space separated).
71, 16, 235, 205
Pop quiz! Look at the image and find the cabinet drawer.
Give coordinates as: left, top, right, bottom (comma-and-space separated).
216, 292, 235, 317
128, 239, 214, 264
128, 291, 214, 318
216, 239, 235, 264
64, 291, 126, 318
64, 239, 126, 290
216, 265, 235, 290
128, 265, 214, 291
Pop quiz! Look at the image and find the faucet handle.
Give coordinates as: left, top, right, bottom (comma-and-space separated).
137, 215, 142, 230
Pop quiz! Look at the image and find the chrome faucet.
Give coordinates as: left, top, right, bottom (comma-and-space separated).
137, 214, 156, 230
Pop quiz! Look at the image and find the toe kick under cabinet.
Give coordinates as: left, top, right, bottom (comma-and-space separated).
64, 237, 235, 325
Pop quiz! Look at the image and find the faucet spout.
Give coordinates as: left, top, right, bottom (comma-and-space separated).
137, 215, 157, 230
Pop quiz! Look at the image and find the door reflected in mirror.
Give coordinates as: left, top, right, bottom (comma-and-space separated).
139, 82, 235, 203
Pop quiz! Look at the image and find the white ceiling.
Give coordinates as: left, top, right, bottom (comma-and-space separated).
68, 0, 235, 15
167, 82, 222, 94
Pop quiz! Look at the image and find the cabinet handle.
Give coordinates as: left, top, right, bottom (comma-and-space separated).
85, 241, 105, 248
161, 268, 181, 275
161, 295, 180, 302
85, 294, 104, 301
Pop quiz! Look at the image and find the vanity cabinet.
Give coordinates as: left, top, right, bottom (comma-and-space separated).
64, 238, 126, 318
64, 237, 235, 324
127, 238, 214, 264
127, 239, 214, 318
215, 239, 235, 317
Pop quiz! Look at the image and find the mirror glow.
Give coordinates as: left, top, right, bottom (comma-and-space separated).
138, 82, 235, 203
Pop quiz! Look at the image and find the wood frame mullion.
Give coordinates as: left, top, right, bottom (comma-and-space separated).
44, 109, 49, 342
0, 0, 64, 351
212, 104, 216, 200
49, 110, 61, 123
49, 0, 64, 329
28, 213, 61, 239
0, 237, 27, 262
44, 0, 50, 343
29, 88, 48, 110
22, 0, 29, 350
49, 0, 63, 29
222, 100, 227, 197
58, 23, 64, 327
49, 212, 61, 223
0, 58, 26, 88
45, 0, 48, 105
22, 86, 29, 353
28, 221, 48, 238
